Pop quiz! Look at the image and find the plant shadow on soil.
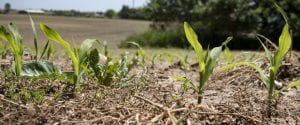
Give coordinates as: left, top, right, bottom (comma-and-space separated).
0, 53, 300, 125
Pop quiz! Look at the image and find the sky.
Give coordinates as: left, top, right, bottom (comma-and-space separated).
0, 0, 149, 12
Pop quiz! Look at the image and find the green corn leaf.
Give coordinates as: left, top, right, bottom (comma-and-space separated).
0, 26, 12, 42
128, 42, 145, 55
275, 3, 288, 23
29, 14, 38, 60
286, 80, 300, 89
274, 24, 291, 73
20, 61, 61, 77
39, 40, 54, 61
128, 41, 146, 64
74, 47, 79, 61
202, 46, 222, 85
0, 25, 23, 76
39, 40, 49, 60
221, 61, 270, 89
256, 36, 273, 62
46, 43, 53, 60
0, 26, 15, 51
0, 26, 19, 54
8, 23, 23, 54
203, 46, 210, 64
40, 24, 70, 48
184, 22, 205, 72
0, 42, 3, 51
40, 23, 79, 75
128, 41, 141, 48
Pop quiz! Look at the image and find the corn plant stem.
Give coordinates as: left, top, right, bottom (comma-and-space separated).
198, 72, 205, 104
268, 70, 275, 118
74, 75, 78, 91
14, 55, 22, 76
268, 71, 275, 100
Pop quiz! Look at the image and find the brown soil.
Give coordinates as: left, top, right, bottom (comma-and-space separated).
0, 56, 299, 125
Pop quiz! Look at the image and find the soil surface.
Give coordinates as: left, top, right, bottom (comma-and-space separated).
0, 54, 299, 125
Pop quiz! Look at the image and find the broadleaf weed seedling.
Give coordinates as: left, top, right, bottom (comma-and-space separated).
88, 48, 133, 86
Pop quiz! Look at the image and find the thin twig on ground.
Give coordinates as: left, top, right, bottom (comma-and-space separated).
0, 94, 28, 109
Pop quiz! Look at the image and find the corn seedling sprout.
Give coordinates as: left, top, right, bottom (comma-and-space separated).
184, 22, 232, 104
127, 42, 146, 66
28, 14, 39, 61
222, 4, 300, 117
40, 23, 98, 93
0, 23, 23, 76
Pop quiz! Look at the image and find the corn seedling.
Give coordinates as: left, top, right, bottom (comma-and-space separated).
173, 76, 196, 96
0, 23, 23, 76
222, 25, 300, 116
160, 53, 179, 64
40, 23, 98, 92
222, 4, 300, 117
28, 14, 39, 61
150, 53, 159, 68
184, 22, 232, 104
39, 40, 54, 61
128, 42, 146, 66
178, 54, 190, 73
28, 15, 54, 61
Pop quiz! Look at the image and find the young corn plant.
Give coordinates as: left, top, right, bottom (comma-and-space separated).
29, 14, 39, 61
0, 17, 60, 78
40, 23, 98, 92
184, 22, 232, 104
127, 42, 146, 67
29, 15, 54, 61
39, 40, 54, 61
150, 53, 159, 68
173, 76, 195, 96
0, 23, 23, 76
222, 5, 300, 117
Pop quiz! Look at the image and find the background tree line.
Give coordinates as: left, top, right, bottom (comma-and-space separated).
121, 0, 300, 50
3, 0, 299, 50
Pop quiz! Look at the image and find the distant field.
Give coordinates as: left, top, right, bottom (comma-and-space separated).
0, 14, 150, 49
